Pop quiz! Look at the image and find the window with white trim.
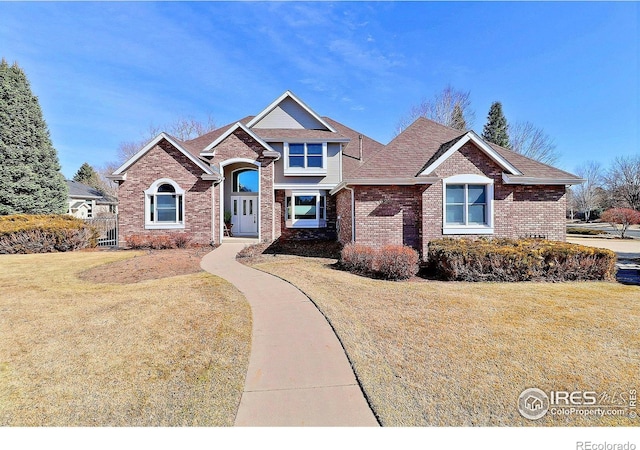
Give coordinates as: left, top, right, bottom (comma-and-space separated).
285, 190, 326, 228
442, 175, 493, 234
145, 179, 185, 229
284, 143, 327, 175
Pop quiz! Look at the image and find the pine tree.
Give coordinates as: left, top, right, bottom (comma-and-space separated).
450, 103, 467, 131
482, 101, 509, 147
0, 59, 68, 215
73, 162, 103, 192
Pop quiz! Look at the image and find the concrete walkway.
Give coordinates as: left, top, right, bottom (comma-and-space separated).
201, 243, 378, 426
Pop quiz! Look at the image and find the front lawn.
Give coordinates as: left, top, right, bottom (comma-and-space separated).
0, 250, 251, 426
248, 254, 639, 426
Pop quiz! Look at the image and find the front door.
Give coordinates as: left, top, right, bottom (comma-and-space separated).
230, 195, 258, 236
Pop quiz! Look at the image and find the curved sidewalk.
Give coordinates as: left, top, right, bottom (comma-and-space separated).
201, 243, 378, 427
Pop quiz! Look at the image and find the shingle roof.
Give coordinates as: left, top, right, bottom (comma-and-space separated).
349, 117, 465, 180
347, 117, 582, 183
323, 117, 385, 177
66, 180, 104, 199
66, 180, 117, 204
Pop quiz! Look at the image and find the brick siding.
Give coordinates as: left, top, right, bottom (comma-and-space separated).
116, 140, 214, 246
349, 143, 567, 256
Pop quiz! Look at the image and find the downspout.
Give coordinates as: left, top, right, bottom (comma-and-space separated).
344, 185, 356, 242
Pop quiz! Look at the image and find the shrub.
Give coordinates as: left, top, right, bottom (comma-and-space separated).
600, 208, 640, 239
376, 245, 419, 280
0, 214, 97, 254
340, 243, 419, 280
427, 238, 616, 282
340, 243, 377, 275
124, 234, 192, 250
567, 227, 607, 236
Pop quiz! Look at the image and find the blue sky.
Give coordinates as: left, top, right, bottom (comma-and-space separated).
1, 1, 638, 178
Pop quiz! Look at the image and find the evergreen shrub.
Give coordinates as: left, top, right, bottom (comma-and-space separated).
0, 214, 97, 253
427, 238, 616, 282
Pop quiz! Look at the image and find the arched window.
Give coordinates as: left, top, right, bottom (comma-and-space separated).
232, 169, 258, 193
144, 179, 185, 229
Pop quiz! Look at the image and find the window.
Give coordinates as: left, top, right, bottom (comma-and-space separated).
232, 168, 258, 192
442, 175, 493, 234
446, 185, 487, 225
144, 179, 185, 229
285, 190, 327, 228
284, 143, 327, 175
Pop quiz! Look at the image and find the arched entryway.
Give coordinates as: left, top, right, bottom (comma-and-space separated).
220, 159, 260, 240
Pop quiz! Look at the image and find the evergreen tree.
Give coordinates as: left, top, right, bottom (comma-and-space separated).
450, 103, 467, 131
0, 59, 67, 215
482, 101, 510, 147
73, 162, 103, 192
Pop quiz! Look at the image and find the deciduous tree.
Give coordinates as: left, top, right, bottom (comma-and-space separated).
508, 121, 559, 165
394, 86, 474, 135
572, 161, 603, 222
600, 208, 640, 239
603, 155, 640, 211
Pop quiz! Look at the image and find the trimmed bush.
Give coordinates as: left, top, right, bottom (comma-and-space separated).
340, 243, 419, 280
427, 238, 617, 282
124, 233, 193, 250
567, 227, 607, 236
376, 245, 419, 280
340, 243, 376, 275
0, 214, 97, 254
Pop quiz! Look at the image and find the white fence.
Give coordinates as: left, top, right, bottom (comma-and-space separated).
85, 216, 118, 247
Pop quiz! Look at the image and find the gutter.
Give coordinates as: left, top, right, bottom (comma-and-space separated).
502, 173, 585, 185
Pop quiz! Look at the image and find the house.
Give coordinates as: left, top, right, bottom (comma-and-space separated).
66, 180, 117, 219
108, 91, 583, 253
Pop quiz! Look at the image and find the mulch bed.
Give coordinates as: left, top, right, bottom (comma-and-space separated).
78, 247, 212, 284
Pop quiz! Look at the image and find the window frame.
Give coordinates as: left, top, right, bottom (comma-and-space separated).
442, 174, 494, 235
284, 190, 327, 228
144, 179, 185, 229
283, 142, 328, 176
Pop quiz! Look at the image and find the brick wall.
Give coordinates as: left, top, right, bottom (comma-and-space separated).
420, 142, 567, 254
353, 185, 424, 251
335, 189, 353, 244
117, 140, 214, 246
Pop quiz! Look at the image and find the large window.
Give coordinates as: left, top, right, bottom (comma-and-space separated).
285, 190, 326, 228
443, 175, 493, 234
144, 179, 185, 229
284, 143, 327, 175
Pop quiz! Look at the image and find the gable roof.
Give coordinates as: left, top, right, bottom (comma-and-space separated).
347, 117, 583, 185
66, 180, 117, 204
109, 132, 219, 181
66, 179, 103, 199
200, 121, 279, 157
246, 90, 337, 132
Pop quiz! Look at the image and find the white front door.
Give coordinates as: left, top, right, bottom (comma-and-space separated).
231, 195, 258, 236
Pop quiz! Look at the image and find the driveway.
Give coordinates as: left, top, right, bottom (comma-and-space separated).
567, 237, 640, 285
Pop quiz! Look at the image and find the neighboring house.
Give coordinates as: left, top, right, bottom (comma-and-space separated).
66, 180, 117, 219
108, 91, 583, 253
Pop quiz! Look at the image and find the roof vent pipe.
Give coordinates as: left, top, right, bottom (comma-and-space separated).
359, 134, 363, 161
